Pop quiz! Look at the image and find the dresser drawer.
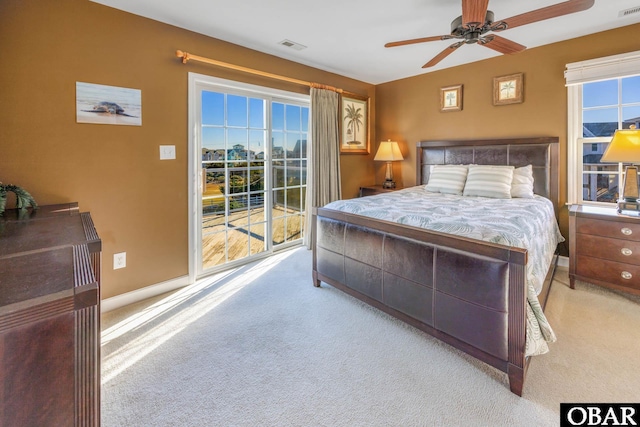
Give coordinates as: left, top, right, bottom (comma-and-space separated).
576, 254, 640, 290
577, 217, 640, 242
576, 233, 640, 265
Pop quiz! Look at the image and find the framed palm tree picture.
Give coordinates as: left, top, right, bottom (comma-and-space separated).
493, 73, 523, 106
440, 84, 462, 112
340, 95, 369, 154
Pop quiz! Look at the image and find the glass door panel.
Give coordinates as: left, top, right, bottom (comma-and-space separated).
197, 87, 307, 274
200, 90, 268, 271
270, 102, 307, 248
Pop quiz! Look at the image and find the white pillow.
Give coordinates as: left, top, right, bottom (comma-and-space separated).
463, 165, 514, 199
511, 165, 535, 198
425, 165, 468, 195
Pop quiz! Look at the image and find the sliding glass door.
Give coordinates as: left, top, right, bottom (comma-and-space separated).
271, 102, 308, 247
191, 74, 308, 276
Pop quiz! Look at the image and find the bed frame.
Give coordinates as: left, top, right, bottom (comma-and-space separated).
312, 137, 559, 396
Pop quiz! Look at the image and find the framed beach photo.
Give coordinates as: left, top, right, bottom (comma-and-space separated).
440, 84, 462, 112
493, 73, 523, 106
76, 82, 142, 126
340, 95, 369, 154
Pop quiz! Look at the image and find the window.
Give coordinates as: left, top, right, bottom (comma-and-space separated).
579, 76, 640, 203
566, 51, 640, 205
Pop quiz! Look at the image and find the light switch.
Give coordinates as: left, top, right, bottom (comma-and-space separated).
160, 145, 176, 160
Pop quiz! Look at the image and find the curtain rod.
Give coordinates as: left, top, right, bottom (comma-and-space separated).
176, 50, 361, 98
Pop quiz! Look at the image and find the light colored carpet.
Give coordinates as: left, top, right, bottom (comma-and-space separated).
101, 247, 640, 427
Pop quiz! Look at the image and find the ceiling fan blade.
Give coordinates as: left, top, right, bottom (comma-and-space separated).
493, 0, 594, 31
480, 35, 526, 55
422, 42, 464, 68
462, 0, 489, 27
385, 35, 453, 48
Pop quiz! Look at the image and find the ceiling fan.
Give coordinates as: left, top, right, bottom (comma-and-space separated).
385, 0, 595, 68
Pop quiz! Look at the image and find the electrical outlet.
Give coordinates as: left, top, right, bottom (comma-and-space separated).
114, 252, 126, 269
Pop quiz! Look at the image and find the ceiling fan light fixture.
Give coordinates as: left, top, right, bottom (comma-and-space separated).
464, 32, 481, 44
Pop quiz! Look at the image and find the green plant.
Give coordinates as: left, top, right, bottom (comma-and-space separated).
0, 183, 38, 216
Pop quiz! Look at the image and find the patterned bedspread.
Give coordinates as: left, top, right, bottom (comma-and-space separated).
323, 186, 565, 356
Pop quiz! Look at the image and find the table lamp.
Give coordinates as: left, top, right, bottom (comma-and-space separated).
601, 124, 640, 213
374, 140, 404, 189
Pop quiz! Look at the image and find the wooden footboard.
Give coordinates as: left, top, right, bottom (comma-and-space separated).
312, 207, 530, 395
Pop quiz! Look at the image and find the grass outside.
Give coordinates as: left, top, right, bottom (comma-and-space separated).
203, 182, 223, 198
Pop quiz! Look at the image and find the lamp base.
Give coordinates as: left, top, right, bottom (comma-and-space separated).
382, 180, 396, 189
617, 199, 640, 215
621, 165, 639, 202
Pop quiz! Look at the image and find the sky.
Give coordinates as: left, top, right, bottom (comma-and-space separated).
201, 91, 308, 154
583, 75, 640, 124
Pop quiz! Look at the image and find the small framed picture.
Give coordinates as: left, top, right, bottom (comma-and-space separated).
440, 84, 463, 112
340, 95, 370, 154
493, 73, 523, 106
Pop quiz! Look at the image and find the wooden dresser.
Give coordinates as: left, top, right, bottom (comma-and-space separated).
569, 204, 640, 295
0, 203, 101, 426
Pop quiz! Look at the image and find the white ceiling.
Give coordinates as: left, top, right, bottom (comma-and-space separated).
91, 0, 640, 84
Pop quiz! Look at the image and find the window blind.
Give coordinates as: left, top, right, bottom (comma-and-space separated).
565, 50, 640, 86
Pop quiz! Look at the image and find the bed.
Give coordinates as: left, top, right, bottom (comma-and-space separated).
312, 137, 562, 396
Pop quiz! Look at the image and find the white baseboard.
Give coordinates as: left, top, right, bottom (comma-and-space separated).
101, 275, 192, 313
557, 255, 569, 269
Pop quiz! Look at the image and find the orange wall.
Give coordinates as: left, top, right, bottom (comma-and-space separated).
375, 23, 640, 240
0, 0, 375, 299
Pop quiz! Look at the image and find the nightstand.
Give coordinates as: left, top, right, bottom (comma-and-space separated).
569, 204, 640, 295
359, 185, 402, 197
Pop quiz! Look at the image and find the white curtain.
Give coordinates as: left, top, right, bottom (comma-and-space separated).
304, 87, 342, 248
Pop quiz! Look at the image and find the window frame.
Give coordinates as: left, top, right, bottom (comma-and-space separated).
566, 50, 640, 206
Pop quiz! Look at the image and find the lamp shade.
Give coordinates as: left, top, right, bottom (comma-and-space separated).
601, 127, 640, 163
374, 140, 404, 162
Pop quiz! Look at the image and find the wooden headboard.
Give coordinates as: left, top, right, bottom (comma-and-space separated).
417, 137, 559, 213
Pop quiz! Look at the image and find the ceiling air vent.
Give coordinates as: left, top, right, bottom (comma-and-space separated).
618, 6, 640, 17
278, 39, 307, 51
